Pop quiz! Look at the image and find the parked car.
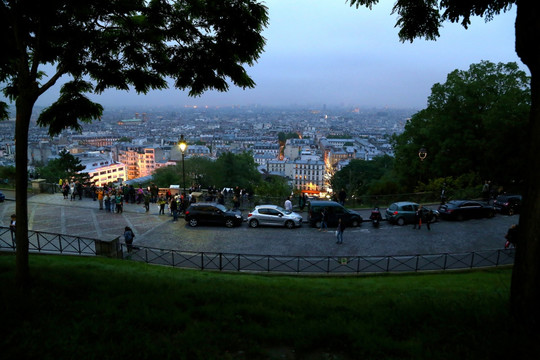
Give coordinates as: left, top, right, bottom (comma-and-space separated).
385, 201, 439, 226
247, 205, 303, 229
184, 203, 243, 228
438, 200, 495, 221
307, 200, 363, 228
493, 194, 522, 215
0, 190, 5, 202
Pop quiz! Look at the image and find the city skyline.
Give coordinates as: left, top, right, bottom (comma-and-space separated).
17, 1, 525, 110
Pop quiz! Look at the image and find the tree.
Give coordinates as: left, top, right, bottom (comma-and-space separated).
213, 152, 261, 191
37, 149, 90, 184
0, 0, 268, 285
348, 0, 540, 330
331, 155, 395, 197
392, 61, 530, 190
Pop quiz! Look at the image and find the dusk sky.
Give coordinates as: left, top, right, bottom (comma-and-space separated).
30, 1, 523, 109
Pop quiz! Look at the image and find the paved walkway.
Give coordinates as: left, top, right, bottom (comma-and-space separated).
0, 190, 173, 243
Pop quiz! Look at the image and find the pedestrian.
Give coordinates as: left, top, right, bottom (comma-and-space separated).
318, 208, 328, 232
158, 196, 166, 215
338, 188, 347, 206
70, 181, 76, 201
505, 224, 519, 249
440, 183, 447, 205
482, 180, 490, 202
97, 188, 104, 210
170, 196, 178, 221
62, 181, 69, 199
413, 205, 423, 229
115, 193, 123, 213
336, 217, 346, 244
284, 196, 292, 211
424, 209, 433, 231
123, 226, 135, 254
144, 193, 150, 212
9, 214, 16, 243
104, 193, 111, 212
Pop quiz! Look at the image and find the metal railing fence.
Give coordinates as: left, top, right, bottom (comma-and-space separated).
0, 226, 114, 257
118, 245, 514, 274
1, 226, 514, 274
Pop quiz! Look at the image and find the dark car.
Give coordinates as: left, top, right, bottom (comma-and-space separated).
493, 194, 521, 215
184, 203, 243, 228
438, 200, 495, 221
307, 200, 363, 228
0, 190, 5, 202
385, 201, 439, 226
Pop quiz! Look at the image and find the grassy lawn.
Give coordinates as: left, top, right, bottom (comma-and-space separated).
0, 254, 536, 359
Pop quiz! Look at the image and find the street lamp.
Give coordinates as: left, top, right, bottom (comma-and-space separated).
179, 135, 188, 197
418, 147, 427, 161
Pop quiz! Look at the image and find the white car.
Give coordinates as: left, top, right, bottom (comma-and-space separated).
247, 205, 303, 229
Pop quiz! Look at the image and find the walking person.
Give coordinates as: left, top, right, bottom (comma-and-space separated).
97, 188, 104, 210
144, 192, 150, 212
9, 214, 16, 244
338, 188, 347, 206
424, 209, 433, 231
115, 192, 123, 213
104, 193, 111, 212
170, 196, 179, 221
284, 196, 292, 211
336, 217, 346, 244
123, 226, 135, 256
318, 208, 328, 232
158, 196, 166, 215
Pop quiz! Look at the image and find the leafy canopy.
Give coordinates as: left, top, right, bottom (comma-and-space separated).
36, 149, 91, 184
391, 61, 530, 190
0, 0, 269, 134
348, 0, 514, 42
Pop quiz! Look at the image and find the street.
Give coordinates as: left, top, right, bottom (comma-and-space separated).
0, 190, 517, 257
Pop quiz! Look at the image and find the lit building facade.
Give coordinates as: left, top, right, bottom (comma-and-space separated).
267, 159, 326, 194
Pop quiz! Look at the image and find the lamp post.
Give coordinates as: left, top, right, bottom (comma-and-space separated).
179, 135, 188, 198
418, 147, 427, 161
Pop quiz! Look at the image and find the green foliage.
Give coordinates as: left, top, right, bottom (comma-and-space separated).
152, 164, 182, 188
117, 136, 132, 143
392, 61, 530, 192
347, 1, 514, 42
277, 132, 299, 146
152, 153, 262, 192
255, 175, 291, 200
36, 149, 90, 184
331, 155, 395, 197
214, 152, 262, 191
0, 165, 16, 185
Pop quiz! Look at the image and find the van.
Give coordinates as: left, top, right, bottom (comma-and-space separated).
307, 200, 363, 228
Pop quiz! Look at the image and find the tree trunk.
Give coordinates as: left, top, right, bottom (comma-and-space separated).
511, 0, 540, 329
14, 96, 33, 287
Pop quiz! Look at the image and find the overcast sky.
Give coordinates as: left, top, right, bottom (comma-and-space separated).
31, 0, 523, 109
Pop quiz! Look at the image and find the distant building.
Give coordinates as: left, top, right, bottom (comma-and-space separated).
267, 158, 326, 194
75, 152, 127, 187
118, 146, 166, 180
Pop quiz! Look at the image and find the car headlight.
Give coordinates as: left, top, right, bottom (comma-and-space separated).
235, 215, 242, 219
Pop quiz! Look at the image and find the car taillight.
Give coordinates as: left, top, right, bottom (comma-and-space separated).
393, 211, 398, 215
185, 211, 189, 215
248, 213, 252, 217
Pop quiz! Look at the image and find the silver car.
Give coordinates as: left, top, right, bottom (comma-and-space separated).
247, 205, 303, 229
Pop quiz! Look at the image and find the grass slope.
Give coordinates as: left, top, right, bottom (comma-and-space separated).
0, 254, 536, 359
